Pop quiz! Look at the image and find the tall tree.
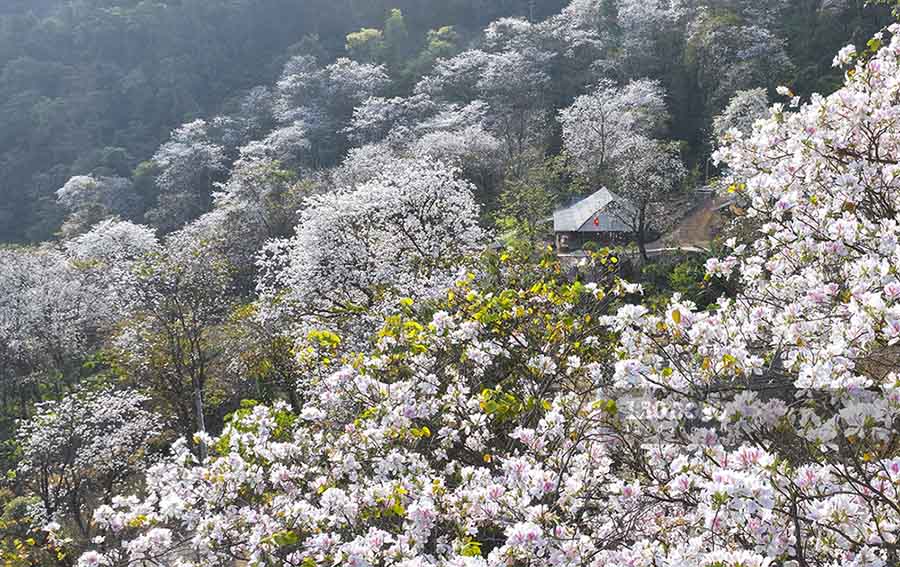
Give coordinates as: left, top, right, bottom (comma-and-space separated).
257, 156, 486, 345
612, 138, 686, 261
559, 78, 668, 180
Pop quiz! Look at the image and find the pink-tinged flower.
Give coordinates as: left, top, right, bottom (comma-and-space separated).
884, 282, 900, 301
78, 551, 104, 567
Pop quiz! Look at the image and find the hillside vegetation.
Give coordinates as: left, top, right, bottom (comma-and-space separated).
3, 2, 900, 567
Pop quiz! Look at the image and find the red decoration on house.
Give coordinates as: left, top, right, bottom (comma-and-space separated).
593, 217, 600, 226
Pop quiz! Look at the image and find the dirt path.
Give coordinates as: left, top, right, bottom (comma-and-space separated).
649, 195, 729, 250
671, 199, 717, 245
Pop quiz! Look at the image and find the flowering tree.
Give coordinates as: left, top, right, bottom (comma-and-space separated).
0, 247, 98, 402
415, 49, 493, 104
110, 228, 234, 456
241, 122, 313, 170
237, 86, 278, 140
611, 138, 686, 261
56, 175, 137, 237
559, 78, 669, 179
81, 26, 900, 567
62, 219, 160, 328
413, 124, 502, 189
257, 156, 486, 345
711, 87, 771, 144
349, 97, 501, 169
63, 219, 158, 267
543, 0, 609, 51
478, 48, 553, 163
213, 157, 302, 242
615, 0, 686, 77
15, 388, 161, 542
176, 156, 309, 291
145, 119, 228, 233
0, 227, 157, 461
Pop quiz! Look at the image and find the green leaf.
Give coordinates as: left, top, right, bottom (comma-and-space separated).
460, 539, 482, 557
271, 530, 299, 547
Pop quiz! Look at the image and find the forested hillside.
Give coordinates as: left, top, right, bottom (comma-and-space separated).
0, 0, 569, 241
4, 1, 900, 567
0, 0, 890, 242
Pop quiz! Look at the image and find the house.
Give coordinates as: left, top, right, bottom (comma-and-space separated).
553, 188, 636, 253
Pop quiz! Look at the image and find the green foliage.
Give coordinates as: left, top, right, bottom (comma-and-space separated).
269, 530, 299, 547
0, 490, 61, 566
383, 9, 411, 65
639, 254, 728, 311
495, 155, 580, 255
480, 387, 550, 423
215, 399, 297, 458
460, 538, 483, 557
426, 26, 459, 55
668, 259, 706, 298
346, 28, 385, 62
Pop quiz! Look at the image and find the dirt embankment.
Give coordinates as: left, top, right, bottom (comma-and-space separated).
655, 195, 730, 249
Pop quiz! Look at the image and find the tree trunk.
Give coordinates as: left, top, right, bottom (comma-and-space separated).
637, 207, 649, 263
192, 374, 207, 461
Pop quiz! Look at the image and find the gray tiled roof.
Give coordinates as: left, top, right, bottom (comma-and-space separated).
553, 187, 634, 233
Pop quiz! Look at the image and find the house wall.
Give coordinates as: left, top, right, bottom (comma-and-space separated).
556, 230, 635, 252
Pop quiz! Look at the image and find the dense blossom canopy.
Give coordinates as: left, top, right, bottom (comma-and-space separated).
559, 79, 668, 176
256, 156, 486, 345
77, 25, 900, 567
18, 388, 161, 538
4, 2, 899, 567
